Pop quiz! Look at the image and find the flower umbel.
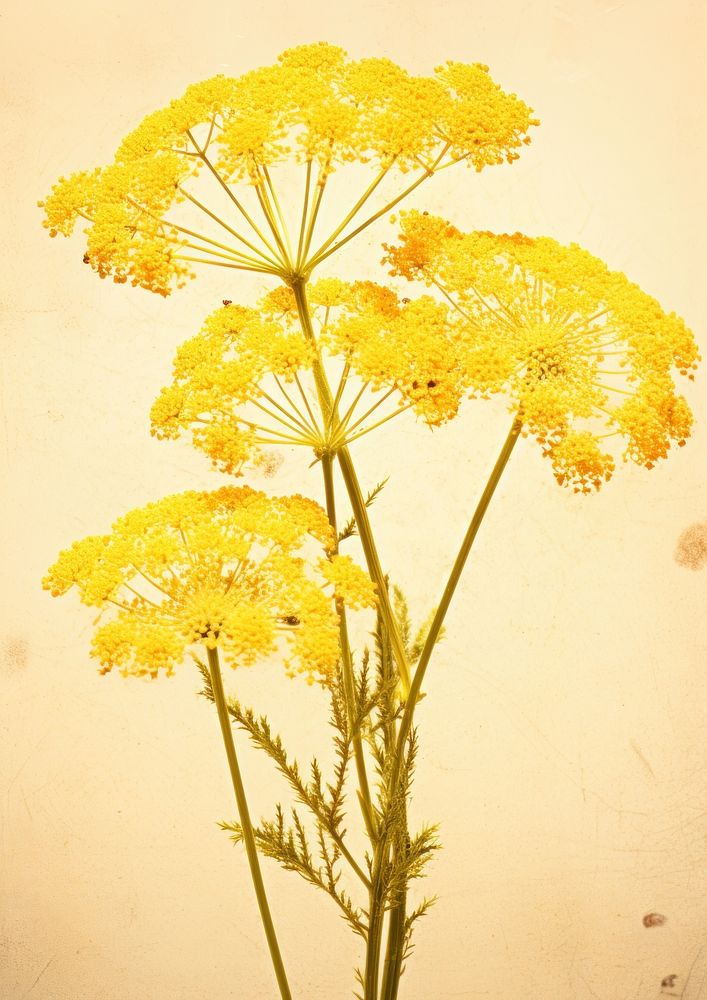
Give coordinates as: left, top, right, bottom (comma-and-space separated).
385, 211, 699, 491
39, 43, 538, 293
43, 487, 375, 681
150, 280, 465, 475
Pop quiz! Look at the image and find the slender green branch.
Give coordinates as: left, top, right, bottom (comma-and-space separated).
205, 646, 293, 1000
377, 419, 521, 1000
321, 453, 378, 843
262, 164, 294, 266
177, 185, 282, 270
306, 146, 449, 272
253, 167, 292, 269
290, 280, 412, 696
257, 388, 318, 438
399, 419, 521, 772
270, 375, 317, 436
296, 160, 313, 271
304, 163, 392, 272
174, 255, 281, 276
186, 131, 286, 266
300, 177, 327, 270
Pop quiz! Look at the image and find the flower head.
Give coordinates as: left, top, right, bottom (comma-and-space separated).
40, 44, 537, 294
385, 211, 699, 492
43, 487, 375, 682
150, 301, 315, 474
150, 279, 464, 474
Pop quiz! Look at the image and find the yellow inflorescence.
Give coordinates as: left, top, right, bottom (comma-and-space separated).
385, 211, 699, 492
151, 279, 468, 474
318, 554, 379, 610
321, 281, 465, 425
43, 487, 375, 682
150, 302, 315, 475
39, 43, 537, 294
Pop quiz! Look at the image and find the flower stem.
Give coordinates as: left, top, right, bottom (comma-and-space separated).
321, 452, 378, 843
403, 418, 521, 728
306, 146, 449, 272
290, 280, 412, 697
378, 419, 521, 1000
206, 646, 293, 1000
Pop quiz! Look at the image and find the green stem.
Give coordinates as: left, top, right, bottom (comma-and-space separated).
379, 606, 406, 1000
379, 419, 521, 1000
380, 833, 407, 1000
290, 280, 412, 697
304, 163, 391, 272
321, 453, 378, 843
400, 419, 521, 743
364, 851, 387, 1000
206, 646, 293, 1000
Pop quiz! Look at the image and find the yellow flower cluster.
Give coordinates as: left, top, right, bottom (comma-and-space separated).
151, 280, 467, 474
385, 211, 699, 492
39, 43, 537, 294
150, 303, 314, 475
319, 281, 465, 426
318, 553, 379, 610
43, 487, 375, 682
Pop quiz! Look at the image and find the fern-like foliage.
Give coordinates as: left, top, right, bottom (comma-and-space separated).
197, 653, 372, 949
338, 478, 389, 543
221, 804, 368, 938
196, 575, 443, 988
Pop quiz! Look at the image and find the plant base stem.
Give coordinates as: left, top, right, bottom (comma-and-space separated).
207, 646, 293, 1000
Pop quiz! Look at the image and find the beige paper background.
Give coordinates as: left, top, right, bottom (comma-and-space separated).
2, 1, 706, 997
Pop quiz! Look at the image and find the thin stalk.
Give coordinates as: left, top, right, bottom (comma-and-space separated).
296, 161, 313, 271
254, 171, 292, 268
305, 164, 392, 271
398, 419, 521, 758
249, 397, 316, 440
344, 406, 411, 447
379, 604, 406, 1000
379, 419, 522, 1000
290, 280, 411, 696
180, 241, 269, 267
270, 375, 316, 435
379, 821, 407, 1000
174, 255, 281, 275
364, 860, 387, 1000
328, 363, 351, 426
300, 178, 327, 269
321, 453, 378, 843
188, 133, 285, 265
262, 165, 294, 266
126, 196, 267, 266
257, 389, 317, 438
292, 371, 320, 433
306, 146, 449, 272
177, 185, 282, 269
336, 388, 397, 441
330, 381, 370, 446
206, 646, 293, 1000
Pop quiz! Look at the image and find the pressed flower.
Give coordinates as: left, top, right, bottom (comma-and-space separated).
43, 487, 375, 682
384, 211, 699, 492
39, 43, 537, 293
